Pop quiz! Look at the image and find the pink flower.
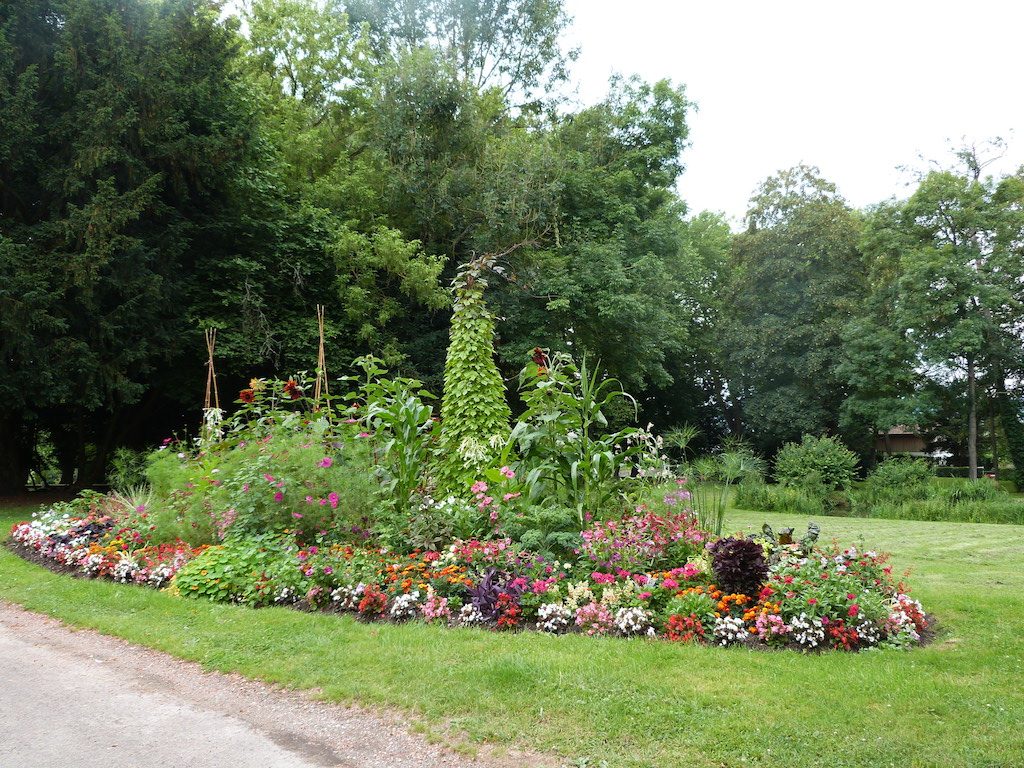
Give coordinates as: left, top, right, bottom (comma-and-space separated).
292, 512, 304, 519
662, 578, 679, 590
263, 473, 275, 483
682, 563, 701, 579
500, 466, 515, 479
328, 492, 339, 509
318, 498, 327, 506
502, 492, 521, 502
807, 598, 817, 605
274, 491, 284, 502
318, 457, 333, 468
591, 572, 615, 584
847, 593, 856, 600
848, 604, 860, 617
304, 567, 315, 577
323, 566, 333, 575
357, 432, 371, 438
305, 495, 314, 504
242, 483, 250, 493
471, 481, 488, 494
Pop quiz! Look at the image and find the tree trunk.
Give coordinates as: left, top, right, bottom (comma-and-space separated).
988, 386, 999, 479
967, 357, 978, 481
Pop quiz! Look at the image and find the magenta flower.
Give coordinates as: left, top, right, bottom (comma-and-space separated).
263, 473, 275, 483
328, 492, 339, 509
471, 480, 488, 494
242, 483, 250, 493
292, 512, 304, 519
318, 457, 333, 469
499, 466, 515, 479
274, 491, 284, 502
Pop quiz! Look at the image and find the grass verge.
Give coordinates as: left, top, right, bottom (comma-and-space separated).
2, 506, 1023, 767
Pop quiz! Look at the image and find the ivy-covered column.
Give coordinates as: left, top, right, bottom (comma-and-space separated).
436, 254, 512, 491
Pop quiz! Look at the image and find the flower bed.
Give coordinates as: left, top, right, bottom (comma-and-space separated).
9, 505, 929, 651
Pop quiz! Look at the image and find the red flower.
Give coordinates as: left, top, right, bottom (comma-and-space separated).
531, 346, 547, 366
283, 379, 303, 400
239, 389, 255, 404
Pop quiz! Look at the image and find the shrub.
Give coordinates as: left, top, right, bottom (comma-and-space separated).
867, 457, 935, 496
707, 536, 768, 596
774, 435, 859, 491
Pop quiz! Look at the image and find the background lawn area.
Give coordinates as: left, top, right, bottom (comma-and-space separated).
2, 504, 1023, 767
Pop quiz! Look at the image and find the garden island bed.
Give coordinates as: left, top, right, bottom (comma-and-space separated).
7, 331, 933, 652
8, 487, 930, 652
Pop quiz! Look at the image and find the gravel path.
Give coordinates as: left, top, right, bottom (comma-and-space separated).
0, 602, 555, 768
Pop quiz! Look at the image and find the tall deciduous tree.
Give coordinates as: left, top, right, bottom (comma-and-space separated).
886, 144, 1024, 479
723, 165, 867, 455
345, 0, 577, 110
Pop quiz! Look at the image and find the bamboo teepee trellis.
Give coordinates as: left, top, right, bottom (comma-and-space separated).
313, 304, 331, 416
201, 328, 222, 441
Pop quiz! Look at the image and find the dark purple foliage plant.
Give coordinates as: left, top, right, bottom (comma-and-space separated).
707, 536, 768, 596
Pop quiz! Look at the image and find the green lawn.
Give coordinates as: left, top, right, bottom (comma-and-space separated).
2, 504, 1023, 767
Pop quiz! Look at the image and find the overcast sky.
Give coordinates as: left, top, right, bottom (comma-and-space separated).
561, 0, 1024, 225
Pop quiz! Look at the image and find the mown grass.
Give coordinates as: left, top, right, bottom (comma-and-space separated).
2, 505, 1023, 767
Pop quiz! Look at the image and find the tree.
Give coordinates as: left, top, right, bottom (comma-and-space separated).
887, 143, 1024, 479
838, 201, 925, 461
722, 165, 867, 455
0, 0, 259, 490
345, 0, 577, 111
492, 76, 698, 392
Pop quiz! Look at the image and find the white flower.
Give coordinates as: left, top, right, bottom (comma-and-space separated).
389, 591, 421, 621
458, 603, 485, 626
614, 606, 653, 637
712, 616, 748, 646
537, 603, 572, 634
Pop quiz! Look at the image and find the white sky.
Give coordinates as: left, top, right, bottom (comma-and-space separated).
562, 0, 1024, 225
